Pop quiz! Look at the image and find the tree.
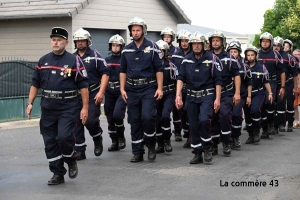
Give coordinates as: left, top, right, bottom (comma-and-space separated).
252, 0, 300, 49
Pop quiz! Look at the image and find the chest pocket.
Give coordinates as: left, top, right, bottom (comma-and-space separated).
40, 68, 51, 88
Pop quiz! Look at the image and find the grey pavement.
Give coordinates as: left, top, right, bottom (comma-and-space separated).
0, 116, 300, 200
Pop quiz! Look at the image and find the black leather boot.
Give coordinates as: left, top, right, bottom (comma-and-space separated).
222, 142, 231, 156
164, 140, 173, 152
253, 129, 260, 143
261, 127, 269, 139
118, 134, 126, 149
231, 137, 241, 149
267, 123, 274, 135
93, 136, 103, 156
108, 138, 120, 151
155, 142, 165, 154
278, 124, 286, 132
190, 153, 203, 164
47, 174, 65, 185
130, 154, 144, 163
68, 161, 78, 179
76, 151, 86, 161
174, 131, 182, 142
212, 143, 218, 156
148, 148, 156, 162
183, 138, 190, 148
287, 122, 293, 132
204, 147, 213, 162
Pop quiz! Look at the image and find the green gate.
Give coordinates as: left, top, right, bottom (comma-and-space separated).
0, 58, 41, 122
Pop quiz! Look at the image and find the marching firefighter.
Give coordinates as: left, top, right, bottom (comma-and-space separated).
226, 39, 252, 149
244, 45, 273, 144
258, 32, 285, 139
27, 27, 89, 185
73, 28, 109, 160
171, 29, 192, 147
104, 34, 127, 151
175, 31, 222, 164
155, 40, 177, 154
120, 17, 163, 162
209, 30, 241, 156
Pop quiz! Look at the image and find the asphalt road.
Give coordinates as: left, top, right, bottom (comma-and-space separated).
0, 116, 300, 200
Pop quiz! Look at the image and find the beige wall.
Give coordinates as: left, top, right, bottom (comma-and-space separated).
0, 18, 72, 62
72, 0, 178, 45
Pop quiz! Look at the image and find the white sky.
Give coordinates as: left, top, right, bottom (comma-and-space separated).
174, 0, 276, 34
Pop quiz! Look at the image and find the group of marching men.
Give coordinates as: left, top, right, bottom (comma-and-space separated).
73, 17, 300, 164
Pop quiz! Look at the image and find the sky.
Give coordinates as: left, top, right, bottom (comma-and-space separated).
175, 0, 276, 35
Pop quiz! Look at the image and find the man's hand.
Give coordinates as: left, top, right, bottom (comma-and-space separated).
233, 93, 241, 105
175, 96, 183, 110
26, 104, 33, 120
154, 89, 163, 100
80, 108, 88, 125
121, 90, 128, 103
214, 99, 220, 113
246, 96, 251, 107
293, 88, 298, 96
279, 88, 285, 99
94, 91, 104, 105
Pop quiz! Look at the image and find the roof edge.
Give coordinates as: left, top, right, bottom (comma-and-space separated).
162, 0, 191, 24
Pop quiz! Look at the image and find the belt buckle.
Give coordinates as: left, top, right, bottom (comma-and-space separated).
137, 79, 144, 85
49, 93, 58, 98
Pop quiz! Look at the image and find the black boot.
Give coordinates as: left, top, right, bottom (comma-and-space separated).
47, 174, 65, 185
155, 142, 165, 154
174, 131, 182, 142
68, 161, 78, 179
278, 125, 286, 132
231, 137, 241, 149
243, 126, 247, 131
253, 129, 260, 143
148, 148, 156, 162
267, 123, 274, 135
164, 140, 173, 152
222, 142, 231, 156
108, 138, 120, 151
212, 143, 218, 156
287, 122, 293, 132
245, 136, 254, 144
93, 136, 103, 157
204, 148, 213, 162
76, 151, 86, 161
261, 127, 269, 139
118, 134, 126, 149
183, 138, 190, 148
130, 154, 144, 163
190, 153, 203, 164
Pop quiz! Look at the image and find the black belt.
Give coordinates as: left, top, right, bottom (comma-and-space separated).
126, 77, 156, 86
187, 88, 215, 98
42, 90, 78, 99
89, 83, 100, 92
108, 81, 120, 89
163, 84, 175, 93
270, 75, 277, 81
221, 82, 233, 93
252, 87, 263, 92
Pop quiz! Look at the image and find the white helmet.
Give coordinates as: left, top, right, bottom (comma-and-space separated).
108, 34, 125, 51
177, 29, 192, 47
160, 27, 176, 41
273, 36, 284, 47
260, 32, 273, 46
208, 30, 227, 48
227, 38, 242, 53
73, 28, 92, 48
189, 32, 206, 44
244, 45, 259, 60
128, 17, 147, 36
284, 39, 293, 51
156, 40, 169, 58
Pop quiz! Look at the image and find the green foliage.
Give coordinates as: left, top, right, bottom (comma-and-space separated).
252, 0, 300, 49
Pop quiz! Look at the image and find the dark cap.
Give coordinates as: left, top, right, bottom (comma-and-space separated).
50, 27, 68, 40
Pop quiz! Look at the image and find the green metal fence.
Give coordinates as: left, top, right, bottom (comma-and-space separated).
0, 58, 41, 122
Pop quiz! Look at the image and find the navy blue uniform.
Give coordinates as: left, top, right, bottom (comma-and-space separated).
156, 59, 177, 143
104, 55, 127, 140
275, 51, 298, 128
244, 62, 268, 134
178, 50, 222, 153
211, 50, 240, 144
73, 47, 109, 152
120, 38, 163, 155
168, 44, 179, 59
32, 51, 88, 175
232, 58, 252, 138
258, 49, 284, 132
172, 48, 191, 139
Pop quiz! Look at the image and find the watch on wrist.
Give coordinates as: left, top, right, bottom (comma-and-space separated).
27, 102, 33, 106
281, 85, 285, 89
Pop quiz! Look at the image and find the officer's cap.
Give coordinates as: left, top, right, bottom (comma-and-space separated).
50, 27, 69, 40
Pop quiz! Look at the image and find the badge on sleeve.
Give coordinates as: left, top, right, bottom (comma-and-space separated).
144, 46, 150, 53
